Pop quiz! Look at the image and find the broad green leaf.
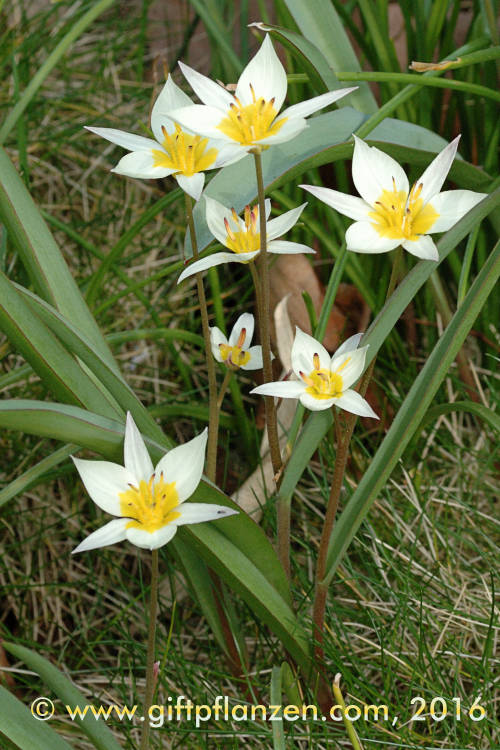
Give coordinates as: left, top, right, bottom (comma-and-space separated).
0, 147, 117, 371
0, 272, 122, 417
324, 238, 500, 586
251, 21, 344, 93
0, 686, 73, 750
187, 110, 492, 255
3, 643, 122, 750
282, 0, 378, 113
17, 285, 169, 447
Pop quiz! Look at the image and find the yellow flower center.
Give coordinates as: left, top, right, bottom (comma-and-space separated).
217, 87, 287, 145
369, 179, 439, 241
219, 326, 251, 369
225, 205, 260, 255
152, 123, 218, 176
119, 474, 180, 533
301, 354, 350, 400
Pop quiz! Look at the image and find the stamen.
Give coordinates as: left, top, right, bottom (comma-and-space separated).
236, 327, 246, 349
224, 217, 236, 241
231, 208, 239, 223
249, 82, 256, 102
313, 353, 321, 370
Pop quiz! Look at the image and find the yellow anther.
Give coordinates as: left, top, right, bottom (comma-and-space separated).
313, 353, 321, 370
217, 96, 287, 145
236, 327, 247, 349
152, 122, 218, 176
224, 217, 236, 241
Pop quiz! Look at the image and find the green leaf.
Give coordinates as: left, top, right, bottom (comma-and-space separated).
17, 285, 169, 447
187, 110, 492, 256
324, 238, 500, 586
419, 400, 500, 434
282, 0, 378, 113
0, 147, 117, 371
0, 685, 74, 750
0, 443, 76, 509
186, 0, 242, 78
270, 667, 286, 749
0, 272, 122, 418
3, 643, 122, 750
251, 21, 345, 93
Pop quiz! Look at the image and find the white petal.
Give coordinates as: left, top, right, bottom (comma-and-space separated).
333, 389, 379, 419
346, 221, 402, 254
352, 135, 409, 206
251, 380, 306, 399
241, 346, 263, 370
402, 235, 439, 261
292, 327, 330, 377
151, 75, 193, 142
229, 312, 255, 347
175, 173, 205, 201
72, 518, 129, 554
210, 326, 228, 362
424, 190, 488, 233
85, 126, 159, 152
111, 151, 176, 179
267, 203, 306, 240
300, 185, 370, 221
299, 392, 336, 411
154, 429, 208, 503
268, 240, 315, 255
416, 135, 460, 206
330, 346, 368, 390
205, 195, 235, 246
264, 198, 272, 221
177, 251, 259, 283
178, 61, 234, 109
174, 502, 238, 526
72, 457, 135, 515
123, 412, 153, 481
125, 524, 177, 550
256, 117, 307, 146
280, 87, 357, 120
235, 34, 287, 110
169, 105, 233, 141
334, 333, 364, 358
214, 143, 248, 167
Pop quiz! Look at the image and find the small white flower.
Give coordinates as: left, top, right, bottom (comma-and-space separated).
178, 195, 313, 282
72, 413, 237, 553
170, 35, 357, 154
211, 312, 264, 370
251, 328, 378, 417
85, 75, 243, 201
301, 134, 487, 261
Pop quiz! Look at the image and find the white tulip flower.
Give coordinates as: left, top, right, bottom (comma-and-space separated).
211, 312, 265, 370
170, 35, 357, 154
301, 135, 487, 261
178, 195, 313, 282
72, 413, 237, 553
85, 75, 244, 201
251, 328, 378, 417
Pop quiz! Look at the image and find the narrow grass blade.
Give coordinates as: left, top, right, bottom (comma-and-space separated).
186, 0, 242, 78
0, 686, 73, 750
0, 443, 76, 509
324, 238, 500, 585
2, 643, 122, 750
0, 0, 115, 144
417, 400, 500, 435
0, 147, 117, 370
270, 666, 286, 749
283, 0, 378, 113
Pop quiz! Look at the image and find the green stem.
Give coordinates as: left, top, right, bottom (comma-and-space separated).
252, 151, 287, 577
185, 194, 218, 483
311, 247, 403, 667
140, 549, 159, 750
332, 674, 365, 750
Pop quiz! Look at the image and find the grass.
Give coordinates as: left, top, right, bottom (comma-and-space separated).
0, 1, 499, 749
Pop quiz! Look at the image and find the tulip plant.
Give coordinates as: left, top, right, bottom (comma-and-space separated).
0, 7, 498, 750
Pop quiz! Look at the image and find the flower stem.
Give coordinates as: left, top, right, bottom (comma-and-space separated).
140, 549, 159, 750
253, 151, 288, 578
185, 194, 218, 483
332, 674, 365, 750
311, 245, 404, 668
